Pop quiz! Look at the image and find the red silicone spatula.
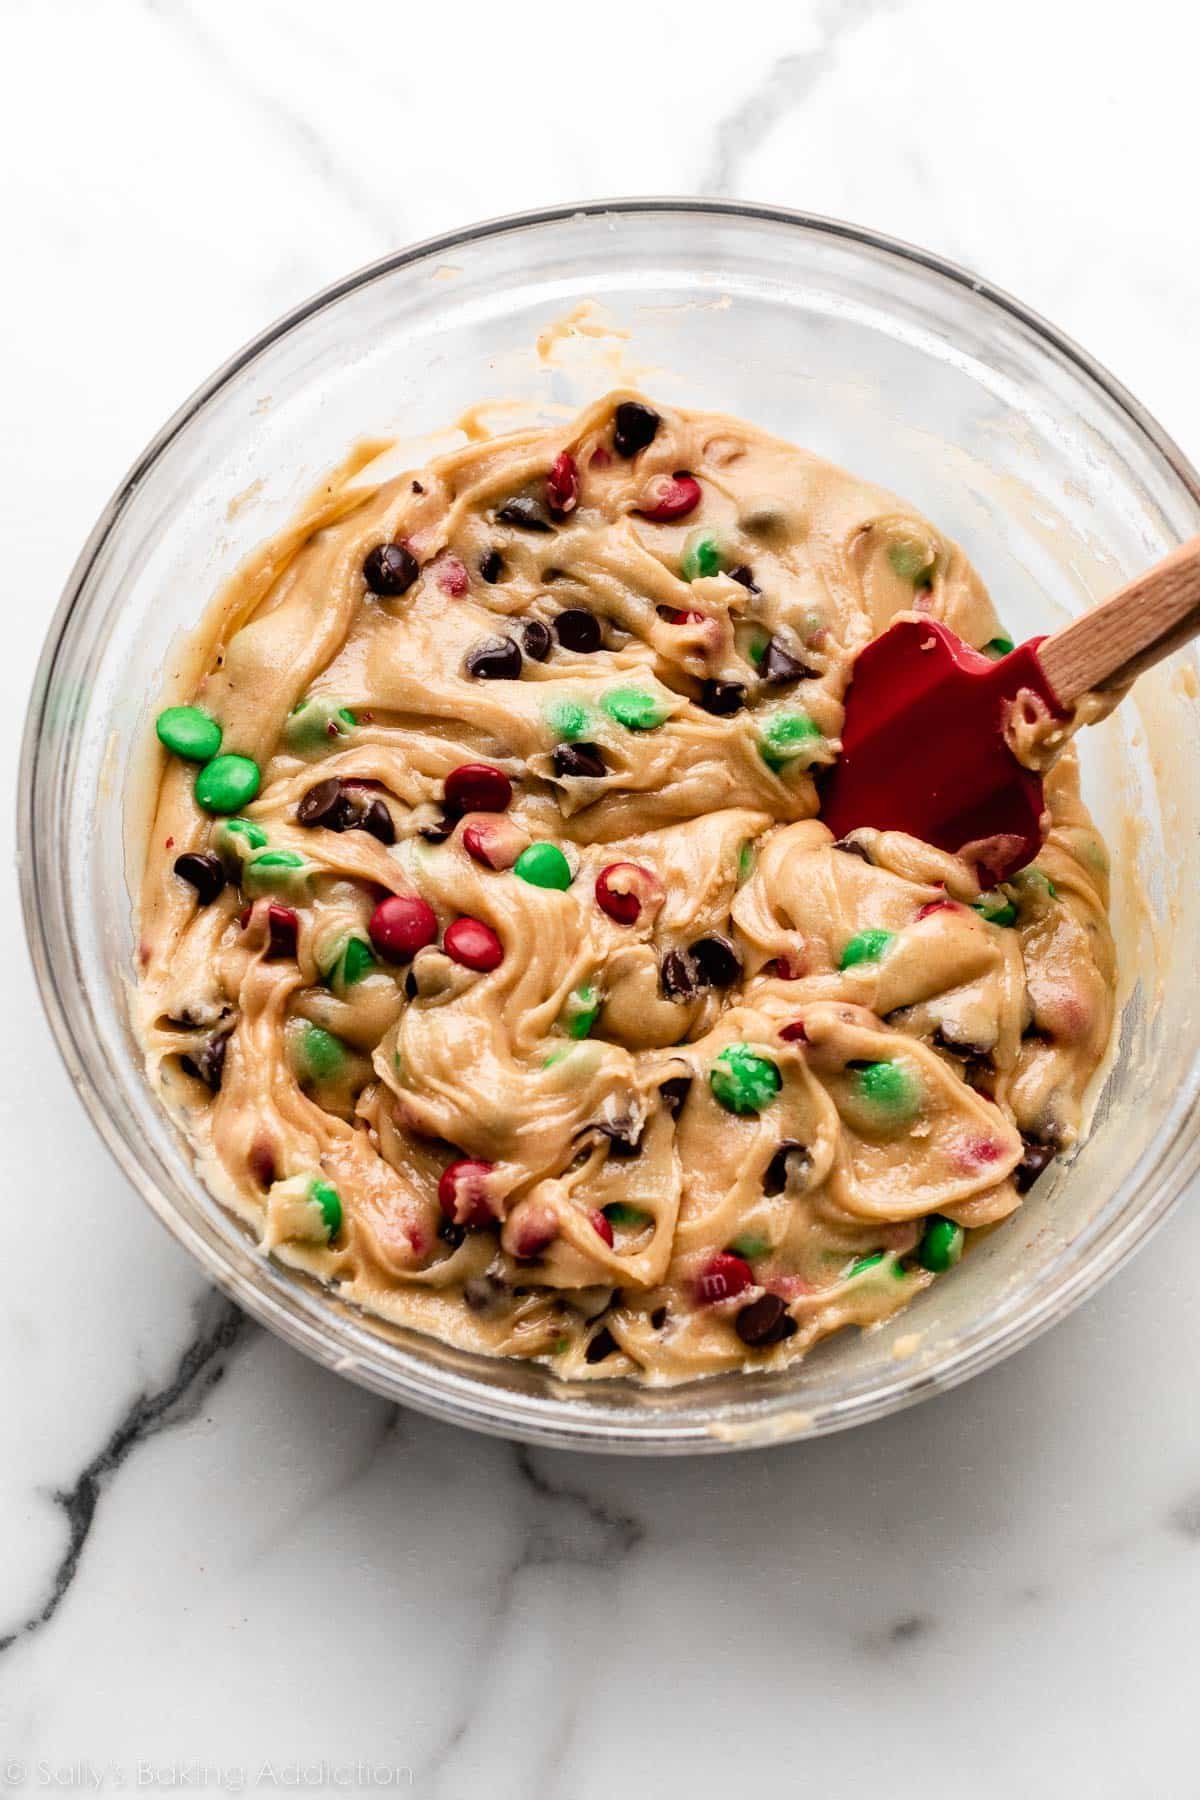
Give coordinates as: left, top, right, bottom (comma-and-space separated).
821, 536, 1200, 883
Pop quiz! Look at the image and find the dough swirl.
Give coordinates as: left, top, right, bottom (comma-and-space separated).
134, 394, 1115, 1383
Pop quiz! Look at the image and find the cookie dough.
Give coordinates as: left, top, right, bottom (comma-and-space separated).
134, 393, 1115, 1383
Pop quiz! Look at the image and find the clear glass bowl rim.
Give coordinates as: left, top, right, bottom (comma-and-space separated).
19, 196, 1200, 1454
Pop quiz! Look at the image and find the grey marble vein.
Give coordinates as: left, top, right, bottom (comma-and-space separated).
888, 1612, 933, 1645
700, 0, 900, 197
419, 1449, 644, 1797
238, 1396, 405, 1566
145, 0, 402, 248
511, 1444, 644, 1568
859, 1609, 937, 1657
311, 1393, 405, 1503
0, 1294, 250, 1657
529, 1690, 582, 1800
1168, 1492, 1200, 1539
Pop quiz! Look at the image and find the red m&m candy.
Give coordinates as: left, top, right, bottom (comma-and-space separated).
444, 916, 504, 972
438, 1159, 498, 1229
368, 895, 438, 962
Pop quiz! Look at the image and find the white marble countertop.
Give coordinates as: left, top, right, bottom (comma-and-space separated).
4, 2, 1200, 1793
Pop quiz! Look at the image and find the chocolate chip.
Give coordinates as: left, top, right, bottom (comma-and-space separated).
553, 741, 608, 779
404, 969, 418, 999
764, 1141, 809, 1196
585, 1325, 619, 1363
598, 1120, 644, 1158
522, 618, 553, 661
363, 541, 419, 596
833, 837, 872, 862
498, 495, 553, 532
464, 635, 523, 679
437, 1217, 466, 1248
761, 636, 812, 684
296, 777, 348, 829
554, 609, 602, 653
173, 851, 225, 905
659, 1075, 692, 1116
735, 1293, 797, 1347
698, 680, 745, 716
728, 564, 761, 593
480, 550, 504, 584
650, 1306, 668, 1330
411, 480, 424, 494
248, 1137, 276, 1189
964, 1056, 996, 1100
660, 949, 697, 1001
464, 1275, 508, 1315
687, 934, 741, 988
359, 796, 396, 845
1014, 1138, 1057, 1194
933, 1024, 994, 1060
613, 401, 660, 457
181, 1024, 230, 1092
419, 819, 453, 843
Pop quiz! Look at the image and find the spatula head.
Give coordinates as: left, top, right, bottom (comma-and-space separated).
820, 619, 1062, 884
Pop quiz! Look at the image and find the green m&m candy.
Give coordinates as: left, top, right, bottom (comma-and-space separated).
601, 687, 671, 732
284, 696, 357, 753
562, 985, 600, 1038
849, 1250, 884, 1276
320, 934, 376, 994
604, 1202, 650, 1228
918, 1215, 964, 1272
545, 697, 591, 742
195, 754, 260, 815
542, 1041, 602, 1078
710, 1043, 782, 1115
514, 842, 573, 890
839, 928, 894, 970
760, 711, 822, 772
849, 1250, 907, 1279
339, 937, 375, 986
243, 848, 310, 900
983, 635, 1015, 659
212, 815, 268, 868
1017, 867, 1058, 901
854, 1059, 922, 1126
973, 891, 1018, 927
156, 705, 222, 762
290, 1022, 348, 1084
680, 529, 726, 582
728, 1231, 770, 1261
887, 538, 936, 584
310, 1178, 343, 1240
266, 1171, 343, 1244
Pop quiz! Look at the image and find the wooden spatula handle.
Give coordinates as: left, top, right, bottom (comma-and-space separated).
1038, 535, 1200, 707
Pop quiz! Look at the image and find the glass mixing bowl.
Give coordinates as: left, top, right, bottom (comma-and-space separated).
20, 200, 1200, 1452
